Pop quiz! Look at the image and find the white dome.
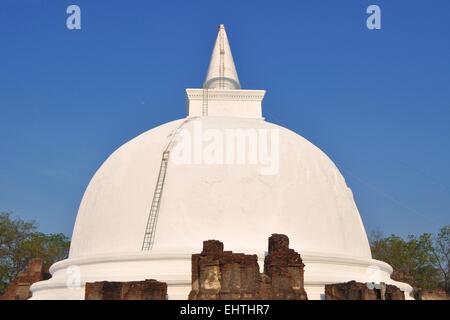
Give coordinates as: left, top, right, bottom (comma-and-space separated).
31, 116, 413, 300
30, 25, 413, 300
69, 117, 371, 260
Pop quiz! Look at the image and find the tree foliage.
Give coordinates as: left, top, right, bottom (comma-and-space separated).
370, 225, 450, 294
0, 212, 70, 295
432, 225, 450, 292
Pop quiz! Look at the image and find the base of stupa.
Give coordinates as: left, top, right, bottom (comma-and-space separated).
30, 250, 414, 300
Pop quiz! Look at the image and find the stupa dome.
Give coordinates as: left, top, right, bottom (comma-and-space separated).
30, 25, 413, 300
69, 117, 371, 260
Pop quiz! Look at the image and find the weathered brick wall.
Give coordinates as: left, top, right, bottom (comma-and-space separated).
0, 258, 51, 300
385, 284, 406, 300
264, 234, 308, 300
325, 281, 405, 300
189, 234, 308, 300
414, 289, 449, 300
85, 279, 167, 300
189, 239, 263, 300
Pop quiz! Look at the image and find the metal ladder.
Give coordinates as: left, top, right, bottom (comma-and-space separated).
202, 87, 209, 116
141, 118, 195, 251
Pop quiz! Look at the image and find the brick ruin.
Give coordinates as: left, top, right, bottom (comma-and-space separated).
325, 281, 405, 300
188, 234, 308, 300
1, 235, 409, 300
85, 279, 168, 300
264, 234, 308, 300
414, 289, 449, 300
0, 258, 51, 300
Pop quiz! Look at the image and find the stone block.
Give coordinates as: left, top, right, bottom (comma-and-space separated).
85, 279, 167, 300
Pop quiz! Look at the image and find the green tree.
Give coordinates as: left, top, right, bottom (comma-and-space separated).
369, 231, 440, 291
431, 225, 450, 293
0, 212, 70, 294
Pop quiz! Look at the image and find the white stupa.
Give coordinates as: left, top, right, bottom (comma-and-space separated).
31, 25, 413, 300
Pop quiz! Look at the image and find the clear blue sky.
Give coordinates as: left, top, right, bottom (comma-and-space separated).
0, 0, 449, 239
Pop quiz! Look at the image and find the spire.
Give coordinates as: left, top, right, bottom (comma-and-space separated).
204, 24, 241, 90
